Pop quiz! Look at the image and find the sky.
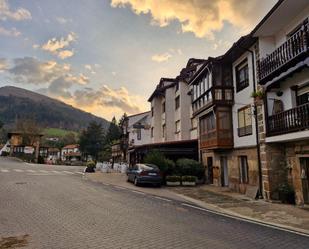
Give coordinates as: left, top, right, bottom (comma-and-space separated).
0, 0, 277, 121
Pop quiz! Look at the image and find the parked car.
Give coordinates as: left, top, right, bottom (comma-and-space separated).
127, 163, 162, 187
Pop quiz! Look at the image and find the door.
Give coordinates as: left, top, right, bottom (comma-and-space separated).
220, 156, 229, 187
300, 158, 309, 204
207, 157, 213, 184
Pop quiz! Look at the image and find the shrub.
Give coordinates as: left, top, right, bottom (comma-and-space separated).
166, 175, 181, 182
144, 150, 169, 173
0, 151, 9, 157
181, 176, 197, 182
176, 158, 205, 179
86, 160, 96, 168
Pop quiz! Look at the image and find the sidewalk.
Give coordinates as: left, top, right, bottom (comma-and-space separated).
85, 172, 309, 235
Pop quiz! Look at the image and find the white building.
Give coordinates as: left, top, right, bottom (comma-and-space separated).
251, 0, 309, 205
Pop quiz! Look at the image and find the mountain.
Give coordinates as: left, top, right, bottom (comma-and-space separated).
0, 86, 110, 131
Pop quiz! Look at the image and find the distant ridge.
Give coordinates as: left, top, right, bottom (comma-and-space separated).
0, 86, 110, 131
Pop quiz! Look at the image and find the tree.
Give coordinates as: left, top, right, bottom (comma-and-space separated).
104, 116, 121, 145
79, 121, 105, 161
0, 120, 3, 130
15, 119, 42, 147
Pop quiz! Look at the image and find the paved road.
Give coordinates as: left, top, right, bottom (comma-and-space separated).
0, 157, 308, 249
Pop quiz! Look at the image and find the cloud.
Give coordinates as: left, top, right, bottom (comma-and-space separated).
151, 52, 172, 62
0, 0, 31, 21
0, 26, 21, 36
111, 0, 276, 38
0, 58, 8, 72
73, 85, 145, 114
55, 16, 72, 24
41, 32, 77, 59
85, 64, 96, 74
57, 49, 74, 59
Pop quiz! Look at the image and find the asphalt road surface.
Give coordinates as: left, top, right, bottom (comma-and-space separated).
0, 157, 308, 249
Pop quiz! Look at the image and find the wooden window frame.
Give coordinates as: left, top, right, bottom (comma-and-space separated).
236, 59, 249, 92
237, 105, 252, 137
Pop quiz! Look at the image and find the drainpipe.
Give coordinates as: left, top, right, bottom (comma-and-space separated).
246, 48, 263, 199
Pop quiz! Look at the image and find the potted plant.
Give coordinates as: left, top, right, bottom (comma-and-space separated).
181, 176, 197, 186
85, 160, 96, 173
277, 183, 295, 204
166, 175, 181, 186
251, 90, 265, 105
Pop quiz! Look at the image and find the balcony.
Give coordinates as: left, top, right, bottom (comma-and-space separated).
200, 130, 233, 149
267, 103, 309, 137
258, 23, 309, 84
192, 86, 233, 115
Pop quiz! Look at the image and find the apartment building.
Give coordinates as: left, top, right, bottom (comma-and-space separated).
189, 57, 234, 186
252, 0, 309, 205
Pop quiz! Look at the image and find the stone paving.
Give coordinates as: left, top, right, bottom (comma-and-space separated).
1, 157, 309, 248
86, 171, 309, 234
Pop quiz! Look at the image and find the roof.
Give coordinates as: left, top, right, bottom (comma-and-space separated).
148, 78, 177, 102
127, 111, 151, 118
251, 0, 285, 36
62, 144, 79, 149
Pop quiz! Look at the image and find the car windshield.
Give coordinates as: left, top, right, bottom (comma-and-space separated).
140, 164, 159, 170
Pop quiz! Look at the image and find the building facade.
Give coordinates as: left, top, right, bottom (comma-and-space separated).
252, 0, 309, 205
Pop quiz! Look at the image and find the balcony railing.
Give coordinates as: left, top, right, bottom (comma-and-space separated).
267, 102, 309, 136
200, 129, 233, 149
258, 23, 309, 83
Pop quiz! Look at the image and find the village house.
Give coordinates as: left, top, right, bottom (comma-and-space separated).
61, 144, 82, 162
251, 0, 309, 205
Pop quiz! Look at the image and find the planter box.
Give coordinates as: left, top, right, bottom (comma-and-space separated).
166, 181, 181, 186
182, 181, 196, 186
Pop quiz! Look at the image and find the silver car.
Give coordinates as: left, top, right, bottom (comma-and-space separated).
127, 163, 162, 187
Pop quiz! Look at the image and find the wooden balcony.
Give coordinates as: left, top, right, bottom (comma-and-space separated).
200, 129, 233, 149
258, 23, 309, 84
267, 103, 309, 137
192, 86, 233, 116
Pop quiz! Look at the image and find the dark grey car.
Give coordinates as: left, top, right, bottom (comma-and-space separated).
127, 163, 162, 187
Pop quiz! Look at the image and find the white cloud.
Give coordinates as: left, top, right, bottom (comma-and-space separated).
85, 64, 96, 74
55, 16, 72, 24
32, 44, 40, 49
41, 32, 77, 59
74, 85, 146, 114
0, 26, 21, 36
151, 52, 172, 62
57, 50, 74, 59
0, 0, 31, 21
0, 58, 8, 72
111, 0, 276, 38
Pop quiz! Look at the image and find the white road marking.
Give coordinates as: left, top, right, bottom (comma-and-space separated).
114, 186, 126, 190
154, 196, 172, 202
75, 172, 84, 175
0, 169, 9, 173
131, 190, 145, 195
26, 169, 35, 173
181, 203, 309, 238
63, 171, 74, 174
39, 170, 49, 173
13, 169, 23, 172
51, 170, 64, 174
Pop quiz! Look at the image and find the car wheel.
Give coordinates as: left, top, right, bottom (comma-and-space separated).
127, 176, 130, 182
134, 177, 139, 186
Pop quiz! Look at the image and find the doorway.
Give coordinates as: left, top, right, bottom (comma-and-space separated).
207, 157, 213, 184
300, 158, 309, 204
220, 156, 229, 187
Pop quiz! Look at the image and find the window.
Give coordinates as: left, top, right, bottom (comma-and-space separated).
175, 96, 180, 110
175, 82, 179, 92
151, 107, 154, 116
162, 102, 165, 113
162, 124, 166, 138
175, 120, 180, 133
191, 118, 197, 129
297, 84, 309, 105
237, 106, 252, 137
137, 129, 141, 140
236, 59, 249, 92
151, 127, 154, 137
239, 156, 249, 184
199, 112, 216, 142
